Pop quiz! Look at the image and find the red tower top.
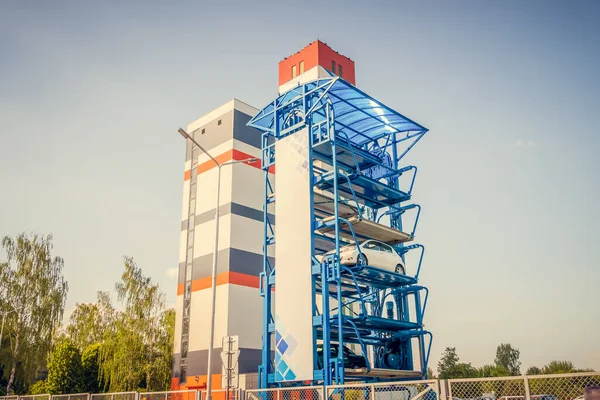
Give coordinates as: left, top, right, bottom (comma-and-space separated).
278, 40, 356, 86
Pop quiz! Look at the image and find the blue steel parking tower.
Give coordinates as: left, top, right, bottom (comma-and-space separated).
248, 75, 431, 387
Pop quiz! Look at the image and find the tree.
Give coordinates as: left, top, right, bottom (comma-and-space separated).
438, 347, 459, 378
0, 234, 69, 394
99, 257, 170, 392
29, 380, 47, 395
494, 343, 521, 375
526, 366, 542, 375
67, 292, 116, 351
541, 360, 576, 374
479, 364, 510, 377
81, 344, 102, 393
145, 309, 175, 391
438, 347, 478, 379
46, 338, 83, 394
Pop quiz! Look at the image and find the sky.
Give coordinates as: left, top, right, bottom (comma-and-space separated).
1, 0, 599, 374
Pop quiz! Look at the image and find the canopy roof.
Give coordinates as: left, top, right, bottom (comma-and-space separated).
247, 77, 428, 147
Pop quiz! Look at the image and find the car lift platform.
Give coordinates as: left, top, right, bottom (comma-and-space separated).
314, 234, 351, 253
313, 190, 359, 218
317, 215, 413, 245
316, 173, 411, 209
313, 138, 380, 173
344, 368, 423, 379
344, 265, 417, 288
346, 316, 421, 332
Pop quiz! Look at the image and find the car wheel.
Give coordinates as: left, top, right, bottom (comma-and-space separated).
358, 254, 368, 266
395, 264, 405, 275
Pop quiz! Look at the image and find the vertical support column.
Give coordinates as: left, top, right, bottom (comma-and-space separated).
524, 376, 531, 400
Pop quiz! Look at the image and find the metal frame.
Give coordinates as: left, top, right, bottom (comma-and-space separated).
249, 77, 431, 388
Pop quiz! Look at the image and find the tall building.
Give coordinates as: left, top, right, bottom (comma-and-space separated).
172, 40, 355, 391
172, 100, 265, 390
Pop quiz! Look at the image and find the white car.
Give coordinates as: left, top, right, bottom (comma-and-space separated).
321, 240, 406, 275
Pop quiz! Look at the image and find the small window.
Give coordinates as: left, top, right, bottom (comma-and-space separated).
218, 119, 222, 126
338, 64, 343, 78
331, 61, 336, 74
299, 60, 305, 74
292, 64, 297, 78
201, 128, 205, 134
381, 244, 393, 253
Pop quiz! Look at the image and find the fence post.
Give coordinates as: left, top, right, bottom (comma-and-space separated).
524, 376, 531, 400
446, 380, 453, 400
370, 383, 375, 400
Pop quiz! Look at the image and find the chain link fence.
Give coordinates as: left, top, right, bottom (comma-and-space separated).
448, 376, 527, 399
53, 393, 91, 400
448, 372, 600, 400
91, 392, 138, 400
327, 380, 439, 400
246, 386, 323, 400
139, 390, 199, 400
19, 395, 52, 400
4, 372, 600, 400
202, 388, 243, 400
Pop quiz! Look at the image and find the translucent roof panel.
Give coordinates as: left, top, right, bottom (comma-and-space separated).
248, 77, 428, 148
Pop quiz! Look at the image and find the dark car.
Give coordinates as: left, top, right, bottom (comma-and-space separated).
317, 343, 367, 369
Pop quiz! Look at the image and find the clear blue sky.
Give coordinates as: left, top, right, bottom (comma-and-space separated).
1, 0, 599, 373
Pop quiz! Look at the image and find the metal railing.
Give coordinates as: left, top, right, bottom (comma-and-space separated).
202, 388, 242, 400
139, 390, 199, 400
448, 372, 600, 400
18, 395, 52, 400
327, 380, 439, 400
246, 386, 323, 400
90, 392, 138, 400
52, 393, 91, 400
4, 372, 600, 400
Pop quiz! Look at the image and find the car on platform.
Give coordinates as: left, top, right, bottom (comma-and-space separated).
316, 343, 367, 370
320, 240, 406, 275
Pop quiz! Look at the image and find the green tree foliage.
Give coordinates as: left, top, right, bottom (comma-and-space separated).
0, 233, 69, 394
438, 347, 459, 378
541, 360, 576, 374
437, 347, 478, 379
526, 366, 542, 375
99, 257, 173, 392
81, 344, 102, 393
46, 339, 83, 394
29, 380, 47, 395
145, 309, 176, 391
494, 343, 521, 375
479, 364, 510, 377
67, 291, 116, 352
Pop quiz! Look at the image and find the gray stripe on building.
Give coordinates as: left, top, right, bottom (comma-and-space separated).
178, 248, 275, 285
185, 109, 263, 162
181, 202, 275, 231
172, 348, 263, 377
233, 110, 263, 149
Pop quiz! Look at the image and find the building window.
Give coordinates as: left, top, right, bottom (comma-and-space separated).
299, 60, 304, 74
201, 128, 205, 134
331, 61, 336, 74
218, 119, 222, 126
292, 64, 297, 78
338, 64, 343, 78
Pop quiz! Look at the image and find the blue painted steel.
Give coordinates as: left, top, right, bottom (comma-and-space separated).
250, 77, 432, 387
